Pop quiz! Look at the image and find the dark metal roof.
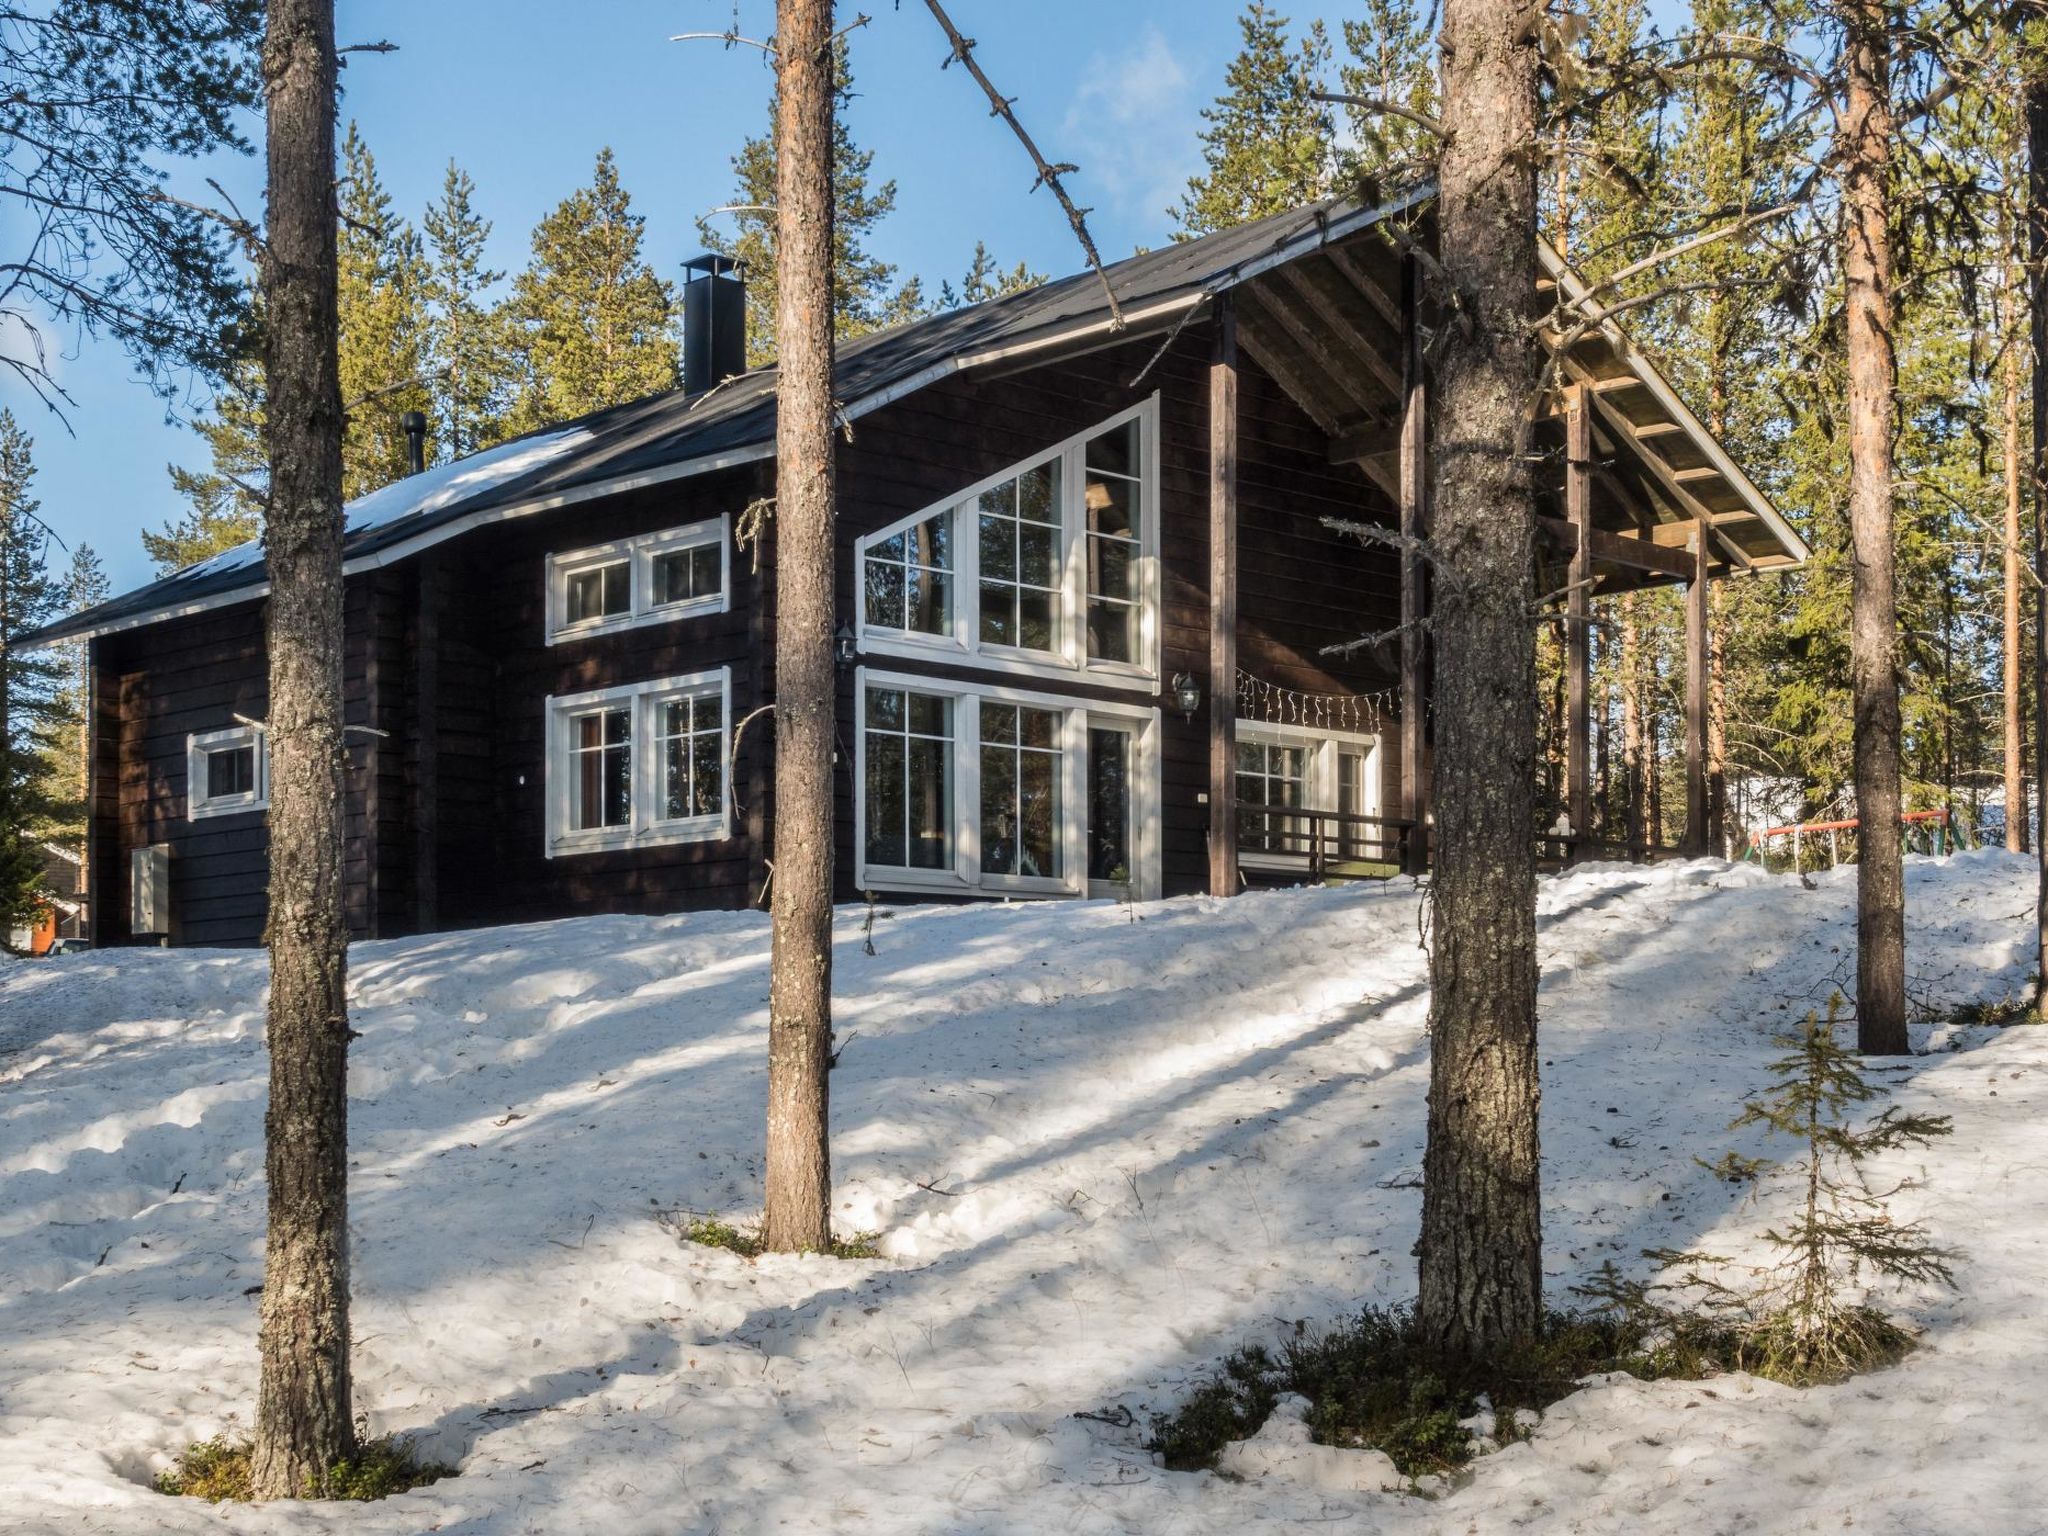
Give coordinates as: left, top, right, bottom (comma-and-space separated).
29, 190, 1431, 649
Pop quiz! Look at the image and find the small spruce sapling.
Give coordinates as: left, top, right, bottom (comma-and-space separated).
1587, 997, 1958, 1384
1731, 997, 1957, 1378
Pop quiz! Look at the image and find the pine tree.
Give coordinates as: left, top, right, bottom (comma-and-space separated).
0, 2, 260, 402
336, 123, 433, 498
502, 148, 678, 434
250, 0, 355, 1496
28, 542, 109, 858
150, 350, 268, 573
700, 40, 909, 366
0, 412, 65, 932
422, 161, 509, 460
1174, 5, 1334, 237
937, 242, 1045, 309
1337, 0, 1439, 183
762, 0, 839, 1256
1417, 0, 1546, 1359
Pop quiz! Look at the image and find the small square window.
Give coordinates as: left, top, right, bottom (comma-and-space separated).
187, 725, 269, 819
206, 745, 255, 800
652, 543, 721, 607
566, 561, 630, 625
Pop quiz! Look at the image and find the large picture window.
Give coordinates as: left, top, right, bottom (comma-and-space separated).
978, 703, 1063, 878
186, 724, 269, 820
547, 516, 730, 643
862, 509, 952, 637
863, 686, 955, 872
977, 462, 1061, 652
855, 668, 1161, 900
545, 670, 731, 855
853, 399, 1159, 687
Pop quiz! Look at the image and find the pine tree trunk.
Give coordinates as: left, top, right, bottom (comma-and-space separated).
1706, 378, 1731, 856
1647, 654, 1663, 846
2006, 323, 2027, 854
2030, 34, 2048, 1017
1416, 0, 1544, 1359
761, 0, 836, 1255
1706, 596, 1729, 853
1841, 0, 1908, 1055
250, 0, 354, 1499
1622, 599, 1644, 854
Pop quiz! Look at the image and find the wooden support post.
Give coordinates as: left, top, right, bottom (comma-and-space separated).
413, 556, 440, 933
1565, 386, 1593, 859
1208, 294, 1240, 896
1685, 512, 1711, 854
1399, 256, 1430, 875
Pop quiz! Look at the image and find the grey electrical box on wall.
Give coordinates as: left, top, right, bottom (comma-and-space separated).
131, 844, 171, 938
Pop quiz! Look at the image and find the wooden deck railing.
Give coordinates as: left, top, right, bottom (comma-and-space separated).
1234, 802, 1417, 879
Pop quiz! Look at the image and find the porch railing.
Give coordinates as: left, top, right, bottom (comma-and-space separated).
1234, 802, 1417, 880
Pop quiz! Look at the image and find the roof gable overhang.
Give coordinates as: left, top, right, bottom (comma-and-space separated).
26, 183, 1801, 647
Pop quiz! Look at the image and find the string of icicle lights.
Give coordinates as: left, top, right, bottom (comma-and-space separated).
1235, 670, 1393, 734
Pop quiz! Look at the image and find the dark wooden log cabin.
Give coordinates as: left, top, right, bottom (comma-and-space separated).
24, 193, 1806, 948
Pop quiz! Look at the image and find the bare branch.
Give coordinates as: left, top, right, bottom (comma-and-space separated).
1311, 90, 1445, 140
342, 369, 447, 415
1567, 201, 1800, 309
918, 0, 1123, 329
670, 30, 775, 53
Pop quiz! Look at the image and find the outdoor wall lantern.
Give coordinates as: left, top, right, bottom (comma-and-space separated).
834, 623, 858, 669
1171, 672, 1202, 722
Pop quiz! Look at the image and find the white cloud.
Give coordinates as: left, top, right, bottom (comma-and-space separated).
1062, 25, 1199, 234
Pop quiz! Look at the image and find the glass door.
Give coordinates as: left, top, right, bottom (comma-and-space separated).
1087, 725, 1135, 895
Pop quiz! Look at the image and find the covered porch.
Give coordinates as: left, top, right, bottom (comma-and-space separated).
1195, 216, 1807, 892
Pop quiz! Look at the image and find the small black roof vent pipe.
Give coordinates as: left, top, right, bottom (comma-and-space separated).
401, 410, 428, 476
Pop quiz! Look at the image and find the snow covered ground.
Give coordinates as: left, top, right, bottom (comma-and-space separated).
0, 852, 2043, 1535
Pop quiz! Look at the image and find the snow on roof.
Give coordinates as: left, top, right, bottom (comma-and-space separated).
22, 192, 1431, 650
165, 426, 598, 583
340, 426, 594, 540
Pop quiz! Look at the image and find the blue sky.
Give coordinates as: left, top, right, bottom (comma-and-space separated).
4, 0, 1259, 595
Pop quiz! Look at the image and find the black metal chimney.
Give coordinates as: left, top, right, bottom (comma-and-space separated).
401, 410, 428, 475
682, 253, 746, 395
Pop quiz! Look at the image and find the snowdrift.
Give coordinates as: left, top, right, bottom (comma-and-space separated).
1, 852, 2043, 1534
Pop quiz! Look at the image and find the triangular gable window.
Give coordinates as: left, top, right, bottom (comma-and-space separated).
854, 397, 1159, 687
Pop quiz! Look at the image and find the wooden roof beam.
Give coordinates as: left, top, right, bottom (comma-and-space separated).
1321, 243, 1404, 331
1538, 515, 1696, 580
1327, 418, 1401, 464
1580, 379, 1753, 571
1238, 285, 1386, 421
1272, 263, 1404, 398
1234, 323, 1348, 437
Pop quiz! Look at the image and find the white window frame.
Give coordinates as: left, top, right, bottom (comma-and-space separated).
1235, 720, 1383, 873
545, 669, 733, 857
852, 397, 1162, 690
545, 515, 731, 643
853, 665, 1162, 901
187, 724, 268, 820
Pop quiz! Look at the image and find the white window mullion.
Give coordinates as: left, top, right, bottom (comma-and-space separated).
1063, 708, 1088, 893
1061, 444, 1084, 670
635, 692, 658, 838
955, 500, 978, 652
958, 696, 982, 885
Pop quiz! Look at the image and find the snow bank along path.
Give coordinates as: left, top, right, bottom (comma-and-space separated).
0, 852, 2042, 1534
